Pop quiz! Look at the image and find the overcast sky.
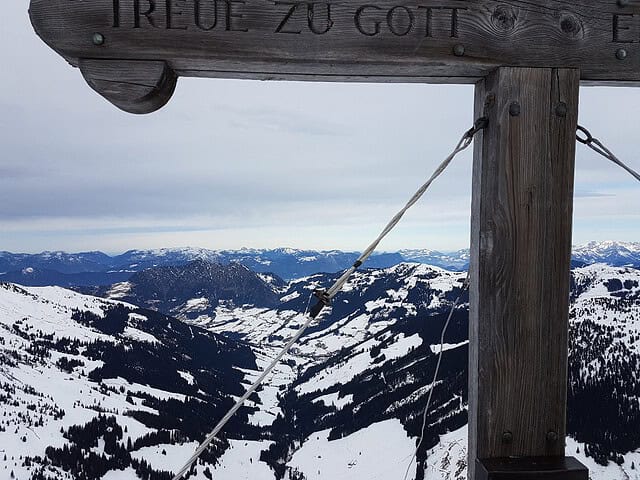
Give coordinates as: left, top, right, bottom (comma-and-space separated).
1, 2, 639, 254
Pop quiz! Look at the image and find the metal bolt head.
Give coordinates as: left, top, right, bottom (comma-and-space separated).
616, 48, 628, 60
92, 33, 105, 46
453, 44, 466, 57
502, 431, 513, 444
509, 102, 521, 117
484, 93, 496, 111
556, 102, 568, 117
546, 431, 559, 443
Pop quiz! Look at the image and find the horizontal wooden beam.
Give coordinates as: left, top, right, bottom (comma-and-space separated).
29, 0, 640, 112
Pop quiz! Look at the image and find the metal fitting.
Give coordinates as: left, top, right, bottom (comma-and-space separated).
556, 102, 568, 117
92, 33, 105, 46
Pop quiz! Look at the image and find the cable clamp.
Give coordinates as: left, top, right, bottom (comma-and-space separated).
465, 116, 489, 139
313, 289, 332, 306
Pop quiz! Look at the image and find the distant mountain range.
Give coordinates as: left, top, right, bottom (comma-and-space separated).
0, 247, 402, 285
572, 241, 640, 267
1, 241, 639, 287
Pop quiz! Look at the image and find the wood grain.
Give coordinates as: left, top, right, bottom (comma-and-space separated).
469, 67, 579, 479
80, 59, 177, 114
28, 0, 640, 112
476, 456, 589, 480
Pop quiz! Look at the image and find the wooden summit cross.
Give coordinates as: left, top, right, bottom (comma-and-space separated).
30, 0, 640, 478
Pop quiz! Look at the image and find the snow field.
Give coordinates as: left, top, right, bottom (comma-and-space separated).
288, 419, 415, 480
131, 441, 201, 473
210, 439, 275, 480
312, 392, 353, 410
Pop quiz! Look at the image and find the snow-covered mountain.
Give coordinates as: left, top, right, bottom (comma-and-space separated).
0, 267, 132, 288
0, 250, 113, 274
88, 261, 286, 320
568, 264, 640, 464
0, 282, 259, 480
399, 249, 471, 271
194, 263, 640, 480
1, 261, 639, 480
573, 241, 640, 268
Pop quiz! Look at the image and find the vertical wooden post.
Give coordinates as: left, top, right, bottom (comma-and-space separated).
469, 68, 586, 479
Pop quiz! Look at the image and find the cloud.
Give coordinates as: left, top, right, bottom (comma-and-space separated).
215, 103, 352, 137
2, 1, 640, 253
573, 190, 616, 199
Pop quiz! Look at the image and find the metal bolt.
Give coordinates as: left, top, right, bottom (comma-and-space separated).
92, 33, 105, 46
509, 102, 521, 117
616, 48, 628, 60
502, 431, 513, 444
556, 102, 568, 117
546, 431, 559, 443
618, 0, 630, 7
453, 44, 466, 57
484, 93, 496, 110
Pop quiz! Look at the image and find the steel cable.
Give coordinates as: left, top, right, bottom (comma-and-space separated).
402, 273, 469, 480
577, 125, 640, 183
171, 117, 487, 480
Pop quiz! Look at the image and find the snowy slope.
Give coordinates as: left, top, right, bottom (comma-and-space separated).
417, 425, 640, 480
568, 264, 640, 465
197, 263, 639, 480
1, 260, 639, 480
0, 283, 259, 480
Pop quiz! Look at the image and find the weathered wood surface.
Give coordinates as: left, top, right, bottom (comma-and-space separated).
29, 0, 640, 112
469, 67, 579, 479
80, 59, 177, 114
476, 456, 589, 480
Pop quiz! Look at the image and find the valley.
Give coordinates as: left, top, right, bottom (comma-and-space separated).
0, 244, 638, 479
